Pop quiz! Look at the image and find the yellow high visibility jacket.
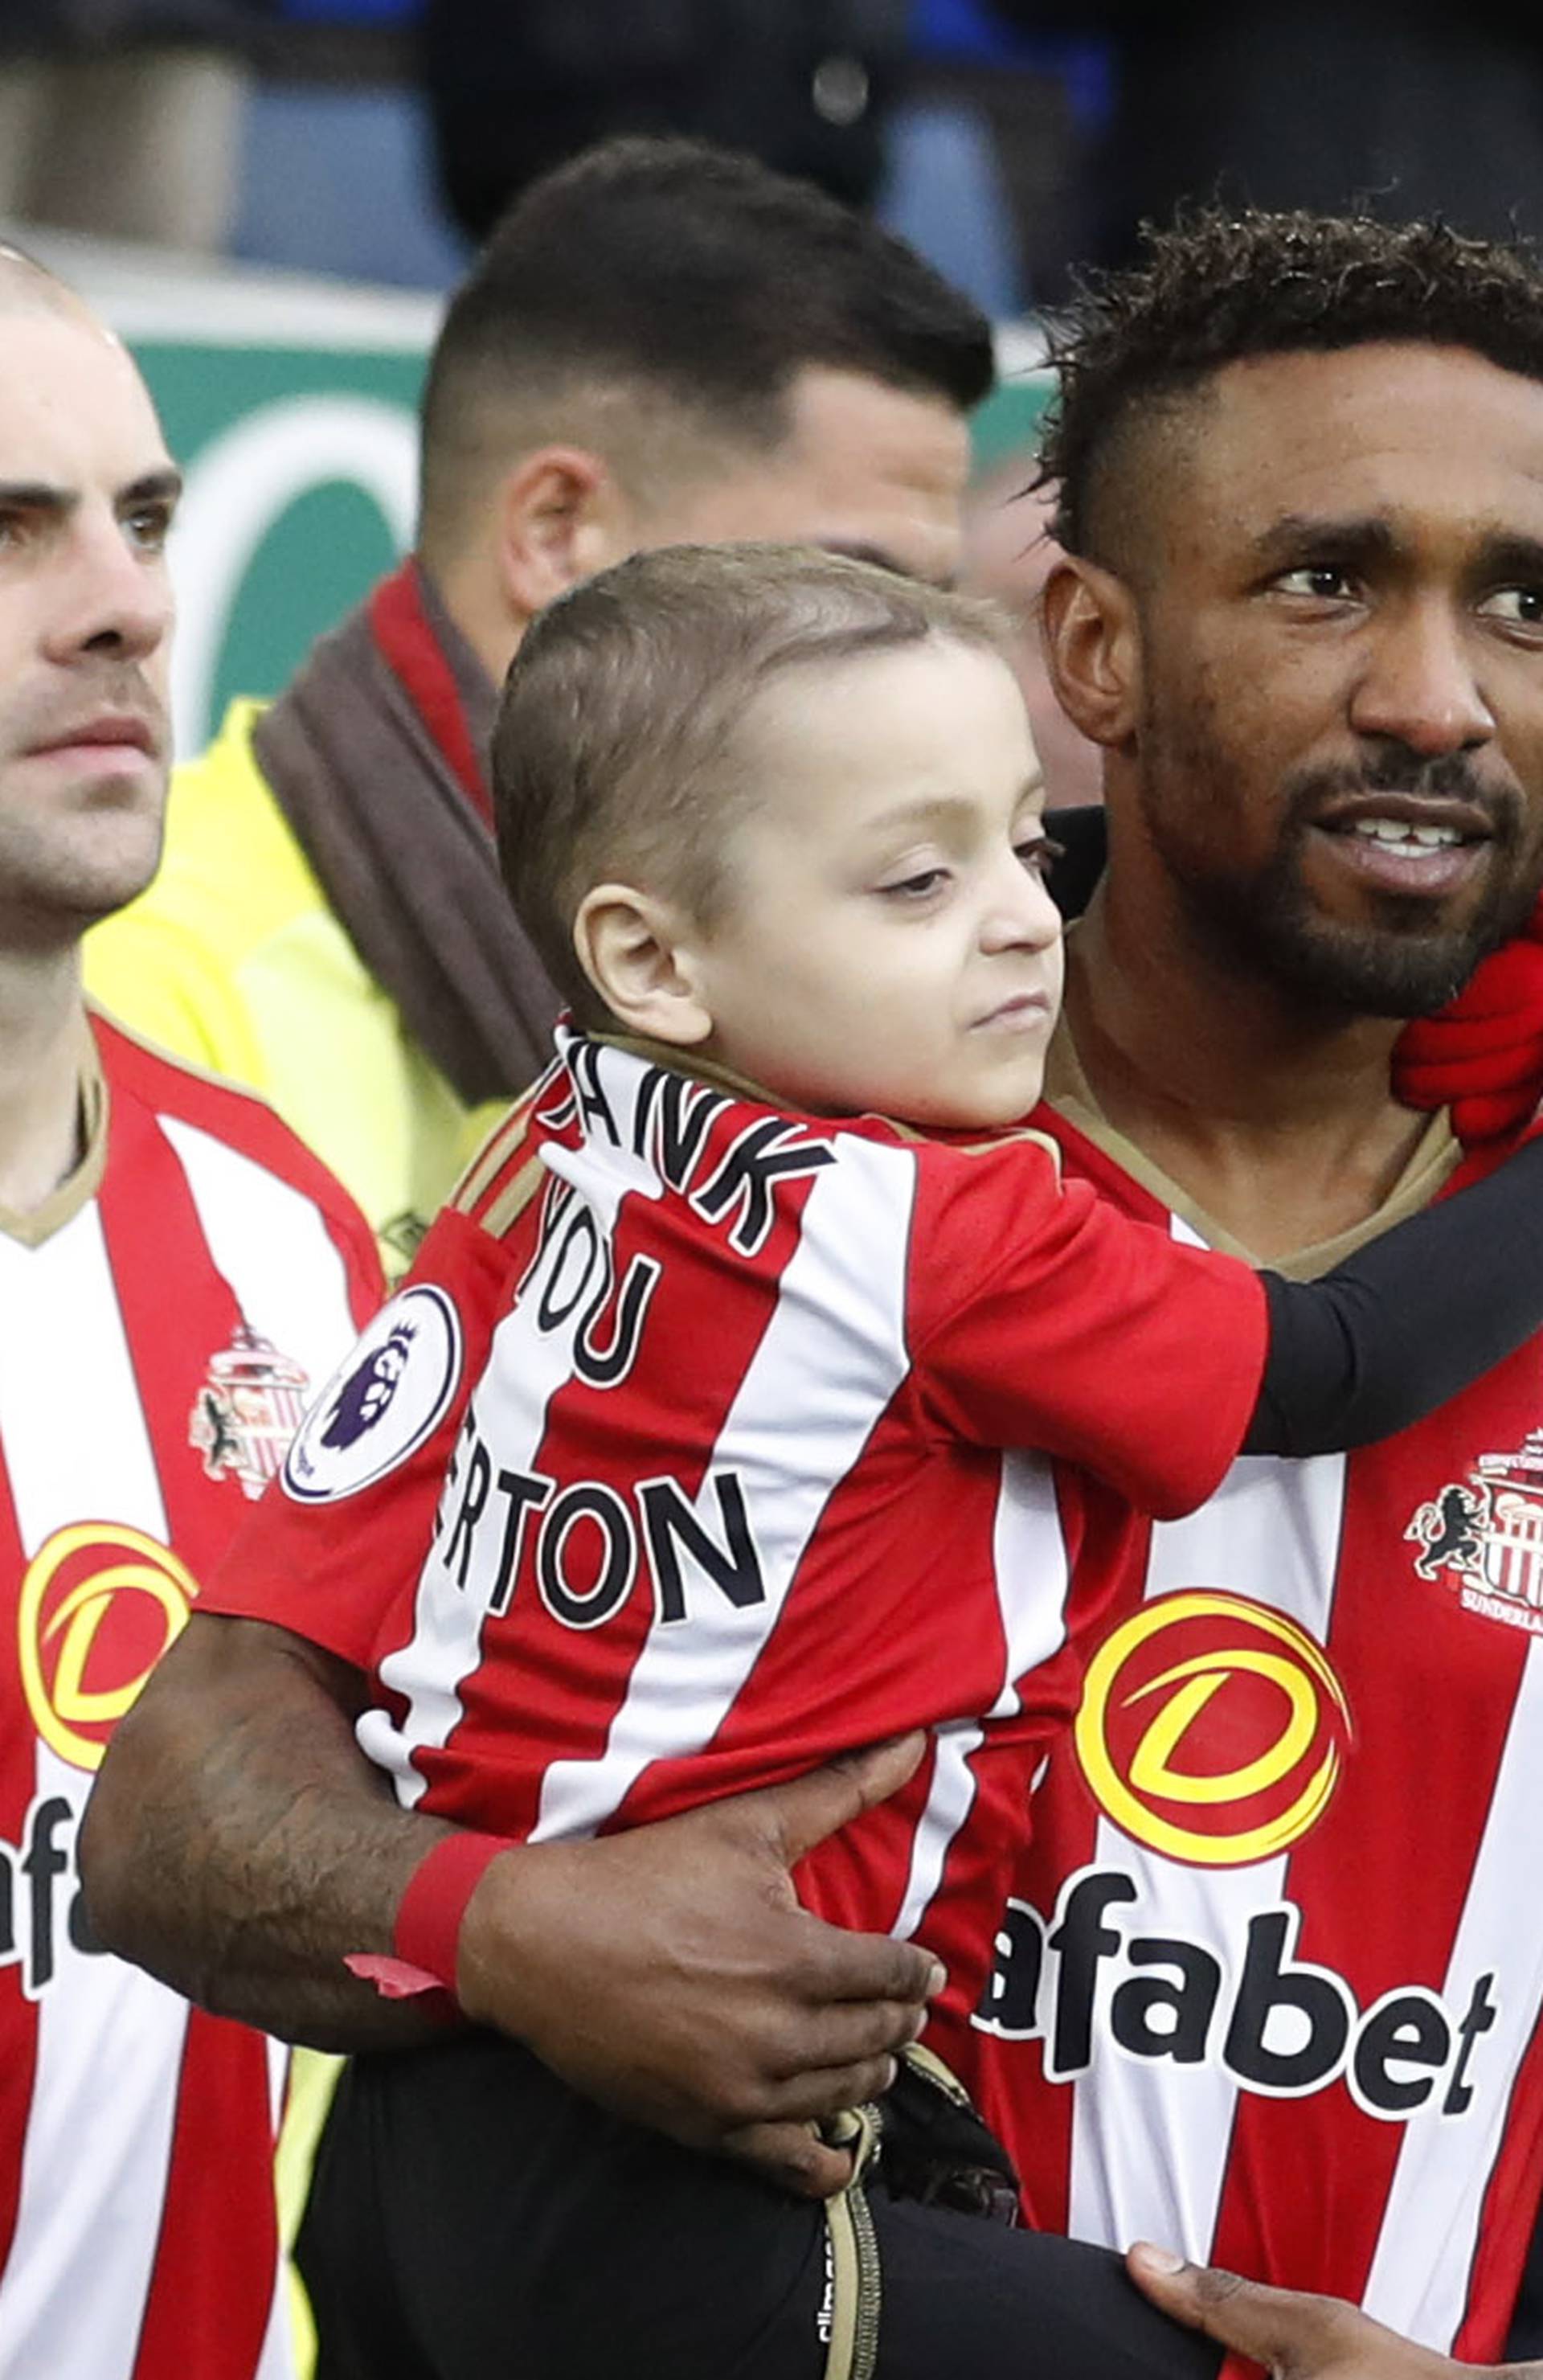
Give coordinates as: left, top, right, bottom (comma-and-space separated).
86, 700, 505, 1272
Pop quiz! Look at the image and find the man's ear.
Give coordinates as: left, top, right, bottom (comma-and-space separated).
574, 884, 713, 1047
494, 446, 633, 617
1040, 554, 1142, 750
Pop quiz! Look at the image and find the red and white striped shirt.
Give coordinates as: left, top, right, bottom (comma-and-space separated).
972, 1092, 1543, 2358
207, 1029, 1264, 2065
0, 1014, 379, 2380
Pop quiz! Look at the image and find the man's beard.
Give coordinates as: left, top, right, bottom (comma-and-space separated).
1140, 735, 1537, 1019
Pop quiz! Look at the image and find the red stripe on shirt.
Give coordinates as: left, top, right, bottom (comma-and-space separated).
0, 1462, 38, 2283
129, 2010, 280, 2380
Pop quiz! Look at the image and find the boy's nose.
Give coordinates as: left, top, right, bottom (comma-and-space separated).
980, 859, 1062, 953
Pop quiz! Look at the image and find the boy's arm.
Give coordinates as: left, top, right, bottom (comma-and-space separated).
917, 1126, 1543, 1520
80, 1612, 939, 2198
1245, 1128, 1543, 1455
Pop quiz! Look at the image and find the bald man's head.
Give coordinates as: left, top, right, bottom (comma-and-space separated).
0, 244, 86, 318
0, 246, 140, 387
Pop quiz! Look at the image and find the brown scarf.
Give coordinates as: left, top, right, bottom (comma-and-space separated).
252, 560, 559, 1106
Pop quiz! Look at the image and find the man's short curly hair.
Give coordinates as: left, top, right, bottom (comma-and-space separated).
1040, 209, 1543, 563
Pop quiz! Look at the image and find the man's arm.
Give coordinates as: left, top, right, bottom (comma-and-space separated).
1125, 2246, 1541, 2380
80, 1612, 940, 2196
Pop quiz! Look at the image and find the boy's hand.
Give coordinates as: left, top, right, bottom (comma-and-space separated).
456, 1731, 943, 2198
1125, 2245, 1537, 2380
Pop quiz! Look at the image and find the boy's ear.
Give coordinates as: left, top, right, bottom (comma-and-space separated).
495, 445, 636, 618
574, 884, 713, 1047
1040, 554, 1142, 750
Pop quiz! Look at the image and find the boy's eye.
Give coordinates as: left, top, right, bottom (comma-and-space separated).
1016, 834, 1065, 879
880, 866, 950, 899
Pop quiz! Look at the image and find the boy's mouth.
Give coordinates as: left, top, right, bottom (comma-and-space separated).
972, 991, 1053, 1034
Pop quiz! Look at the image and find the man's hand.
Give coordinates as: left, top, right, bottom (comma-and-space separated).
84, 1616, 938, 2193
456, 1733, 941, 2198
1125, 2244, 1540, 2380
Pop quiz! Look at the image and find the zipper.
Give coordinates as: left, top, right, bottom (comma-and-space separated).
901, 2040, 973, 2108
821, 2100, 883, 2380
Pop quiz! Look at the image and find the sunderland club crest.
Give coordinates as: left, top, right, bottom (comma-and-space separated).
1406, 1428, 1543, 1632
190, 1325, 312, 1501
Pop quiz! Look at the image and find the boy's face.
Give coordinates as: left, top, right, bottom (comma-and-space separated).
688, 635, 1063, 1129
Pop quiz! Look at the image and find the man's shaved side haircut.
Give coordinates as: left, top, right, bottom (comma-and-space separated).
419, 137, 994, 568
1040, 209, 1543, 569
493, 542, 1008, 1023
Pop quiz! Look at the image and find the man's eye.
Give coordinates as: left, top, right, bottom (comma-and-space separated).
1479, 587, 1543, 630
880, 867, 949, 899
1275, 564, 1357, 600
124, 505, 173, 553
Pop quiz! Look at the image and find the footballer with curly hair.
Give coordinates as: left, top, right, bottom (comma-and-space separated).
976, 203, 1543, 2372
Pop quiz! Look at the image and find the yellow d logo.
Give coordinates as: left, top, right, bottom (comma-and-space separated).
1074, 1591, 1352, 1866
18, 1523, 198, 1772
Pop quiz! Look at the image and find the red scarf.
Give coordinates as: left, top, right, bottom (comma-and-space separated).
252, 557, 559, 1112
368, 559, 494, 830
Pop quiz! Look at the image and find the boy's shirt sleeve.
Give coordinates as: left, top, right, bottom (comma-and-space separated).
198, 1204, 510, 1669
907, 1133, 1269, 1520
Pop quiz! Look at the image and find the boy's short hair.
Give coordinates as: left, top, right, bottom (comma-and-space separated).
493, 542, 1009, 1023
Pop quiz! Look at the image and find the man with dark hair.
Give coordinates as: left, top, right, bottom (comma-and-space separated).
968, 205, 1543, 2363
1038, 211, 1543, 561
163, 526, 1543, 2380
85, 134, 990, 1268
78, 199, 1543, 2378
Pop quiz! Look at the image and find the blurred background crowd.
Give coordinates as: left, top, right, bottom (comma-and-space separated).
9, 0, 1543, 821
8, 1, 1543, 299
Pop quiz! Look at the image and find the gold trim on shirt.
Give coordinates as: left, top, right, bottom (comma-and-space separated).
0, 1031, 108, 1250
1042, 1014, 1461, 1281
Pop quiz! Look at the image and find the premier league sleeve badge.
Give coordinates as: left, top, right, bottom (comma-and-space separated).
280, 1286, 465, 1504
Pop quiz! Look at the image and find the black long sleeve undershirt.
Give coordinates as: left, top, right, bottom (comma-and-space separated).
1246, 1133, 1543, 1456
1045, 800, 1543, 1458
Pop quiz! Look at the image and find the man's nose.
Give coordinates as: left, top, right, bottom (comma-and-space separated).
44, 516, 172, 669
1348, 600, 1494, 756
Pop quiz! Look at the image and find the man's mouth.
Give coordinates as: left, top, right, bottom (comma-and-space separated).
20, 715, 162, 786
1340, 816, 1467, 852
1309, 796, 1493, 895
33, 715, 156, 756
